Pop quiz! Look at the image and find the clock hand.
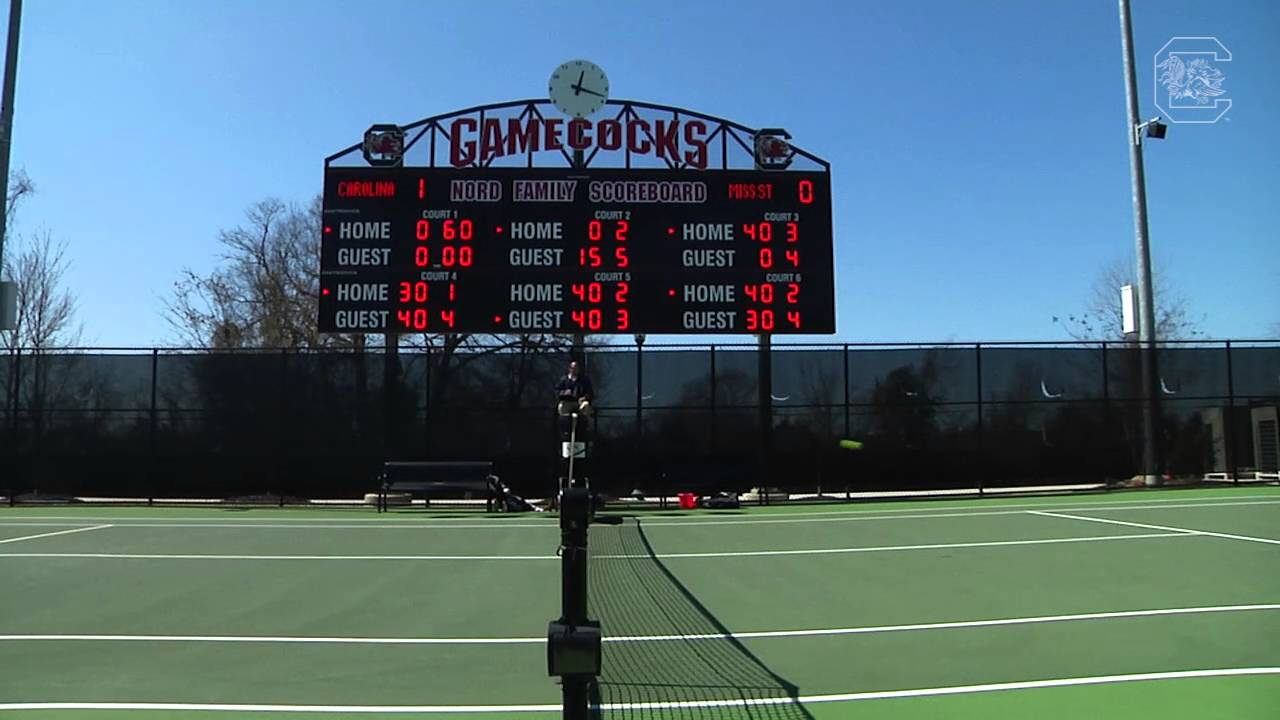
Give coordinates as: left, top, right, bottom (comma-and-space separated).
574, 85, 607, 98
574, 71, 584, 95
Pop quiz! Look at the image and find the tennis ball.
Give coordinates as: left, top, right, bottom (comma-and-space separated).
839, 439, 864, 450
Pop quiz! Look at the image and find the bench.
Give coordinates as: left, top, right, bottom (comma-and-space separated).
377, 461, 504, 513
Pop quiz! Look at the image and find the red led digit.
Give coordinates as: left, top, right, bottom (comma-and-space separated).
589, 220, 602, 242
414, 246, 430, 266
787, 311, 801, 328
744, 284, 757, 302
449, 283, 456, 301
579, 247, 602, 267
786, 222, 798, 242
785, 249, 799, 267
761, 283, 773, 303
459, 219, 473, 241
398, 281, 428, 303
746, 309, 758, 331
396, 309, 428, 331
615, 281, 629, 303
441, 246, 473, 267
786, 283, 799, 304
761, 310, 775, 330
570, 309, 601, 330
615, 220, 629, 241
759, 248, 773, 268
798, 179, 814, 205
440, 309, 455, 328
572, 283, 602, 302
418, 179, 426, 199
614, 247, 629, 268
616, 308, 630, 330
443, 219, 455, 240
416, 220, 430, 241
743, 222, 771, 242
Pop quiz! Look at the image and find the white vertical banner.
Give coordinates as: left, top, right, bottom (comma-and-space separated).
1120, 284, 1137, 335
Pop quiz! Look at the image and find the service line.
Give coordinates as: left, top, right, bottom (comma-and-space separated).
0, 603, 1274, 646
0, 668, 1275, 713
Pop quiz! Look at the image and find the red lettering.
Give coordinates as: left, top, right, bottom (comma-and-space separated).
567, 118, 592, 151
653, 120, 680, 161
615, 281, 629, 303
614, 247, 629, 268
786, 311, 801, 328
786, 283, 799, 304
479, 118, 504, 162
597, 119, 622, 150
544, 118, 564, 150
505, 118, 541, 155
626, 119, 652, 154
449, 118, 477, 166
683, 120, 708, 169
616, 308, 630, 330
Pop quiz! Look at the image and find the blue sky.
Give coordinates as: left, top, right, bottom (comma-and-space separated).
5, 0, 1278, 346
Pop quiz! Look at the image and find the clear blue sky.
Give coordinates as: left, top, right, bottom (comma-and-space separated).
6, 0, 1278, 346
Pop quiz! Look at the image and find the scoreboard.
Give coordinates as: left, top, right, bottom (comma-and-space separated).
319, 167, 834, 334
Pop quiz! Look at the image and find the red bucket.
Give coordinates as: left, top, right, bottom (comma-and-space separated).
677, 492, 698, 510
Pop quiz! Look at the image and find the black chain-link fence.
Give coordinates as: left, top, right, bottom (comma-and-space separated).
2, 341, 1277, 502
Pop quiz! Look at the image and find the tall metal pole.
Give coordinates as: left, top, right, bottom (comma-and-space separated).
0, 0, 22, 268
1118, 0, 1161, 485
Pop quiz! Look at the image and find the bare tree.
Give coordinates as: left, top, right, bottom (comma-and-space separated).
1054, 256, 1205, 341
3, 172, 82, 352
4, 169, 33, 233
1, 231, 82, 351
165, 197, 354, 349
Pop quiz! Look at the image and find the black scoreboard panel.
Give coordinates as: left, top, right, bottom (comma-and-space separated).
319, 167, 834, 334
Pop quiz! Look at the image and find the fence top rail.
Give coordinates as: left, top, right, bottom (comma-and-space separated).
3, 339, 1278, 355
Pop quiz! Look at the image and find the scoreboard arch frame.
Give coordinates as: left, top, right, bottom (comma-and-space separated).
324, 99, 830, 173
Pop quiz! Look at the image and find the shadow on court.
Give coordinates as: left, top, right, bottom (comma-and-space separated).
588, 518, 814, 719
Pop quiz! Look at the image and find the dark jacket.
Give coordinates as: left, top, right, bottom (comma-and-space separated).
555, 373, 594, 402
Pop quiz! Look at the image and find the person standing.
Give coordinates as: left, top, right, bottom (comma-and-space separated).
555, 360, 594, 418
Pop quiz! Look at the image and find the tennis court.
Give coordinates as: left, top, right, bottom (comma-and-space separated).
1, 486, 1277, 719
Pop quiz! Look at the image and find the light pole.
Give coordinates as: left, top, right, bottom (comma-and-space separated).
0, 0, 22, 332
1118, 0, 1166, 485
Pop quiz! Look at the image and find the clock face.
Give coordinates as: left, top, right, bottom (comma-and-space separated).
548, 60, 609, 119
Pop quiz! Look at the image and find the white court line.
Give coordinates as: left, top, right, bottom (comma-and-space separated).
2, 603, 1274, 646
0, 525, 113, 545
0, 520, 555, 527
0, 668, 1275, 713
600, 532, 1192, 559
0, 499, 1276, 531
1, 493, 1277, 526
0, 532, 1192, 561
1029, 511, 1280, 546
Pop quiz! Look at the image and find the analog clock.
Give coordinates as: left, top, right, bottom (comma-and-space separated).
548, 60, 609, 118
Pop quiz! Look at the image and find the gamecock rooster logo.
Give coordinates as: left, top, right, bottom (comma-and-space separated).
1157, 55, 1225, 106
1153, 37, 1232, 124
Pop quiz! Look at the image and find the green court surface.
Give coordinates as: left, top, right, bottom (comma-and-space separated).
1, 486, 1277, 718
